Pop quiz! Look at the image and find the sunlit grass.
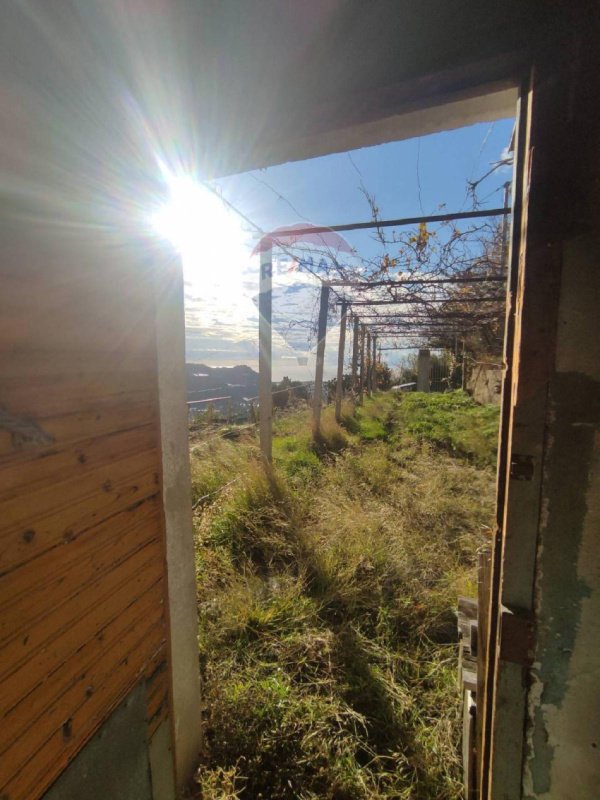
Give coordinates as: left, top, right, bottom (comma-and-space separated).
394, 390, 500, 467
189, 392, 497, 799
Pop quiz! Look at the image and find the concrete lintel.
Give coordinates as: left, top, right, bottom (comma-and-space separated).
211, 83, 518, 178
277, 86, 518, 168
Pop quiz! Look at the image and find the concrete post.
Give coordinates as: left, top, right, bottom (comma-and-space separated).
417, 348, 431, 392
154, 256, 202, 790
371, 334, 377, 392
312, 284, 330, 439
358, 325, 366, 404
258, 245, 273, 463
365, 330, 372, 397
335, 300, 348, 423
351, 313, 359, 393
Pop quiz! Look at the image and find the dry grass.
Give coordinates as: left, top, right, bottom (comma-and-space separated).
189, 392, 498, 799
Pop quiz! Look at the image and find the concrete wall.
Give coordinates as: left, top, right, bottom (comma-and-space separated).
489, 17, 600, 798
519, 25, 600, 796
467, 364, 502, 406
523, 235, 600, 799
42, 682, 176, 800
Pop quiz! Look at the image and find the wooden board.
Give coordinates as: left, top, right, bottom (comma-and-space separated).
1, 578, 165, 750
145, 645, 170, 740
0, 452, 160, 574
0, 249, 173, 800
0, 497, 161, 649
0, 424, 158, 500
6, 620, 167, 800
0, 595, 165, 788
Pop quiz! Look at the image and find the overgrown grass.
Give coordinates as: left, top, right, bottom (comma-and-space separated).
190, 392, 497, 799
394, 391, 500, 467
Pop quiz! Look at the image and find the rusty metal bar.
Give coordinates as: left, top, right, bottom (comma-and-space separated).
326, 275, 506, 288
343, 296, 504, 306
271, 206, 510, 239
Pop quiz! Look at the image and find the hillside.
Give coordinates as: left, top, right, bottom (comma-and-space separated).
188, 392, 499, 799
186, 363, 259, 412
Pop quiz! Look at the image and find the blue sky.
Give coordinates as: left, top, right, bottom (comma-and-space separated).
180, 118, 514, 380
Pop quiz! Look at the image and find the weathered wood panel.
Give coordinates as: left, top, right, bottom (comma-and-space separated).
0, 376, 155, 417
1, 578, 164, 751
6, 620, 167, 800
0, 496, 160, 645
0, 248, 173, 800
476, 546, 491, 794
1, 542, 164, 714
0, 597, 165, 789
0, 398, 157, 460
145, 646, 171, 740
0, 260, 157, 356
0, 453, 160, 574
0, 424, 157, 500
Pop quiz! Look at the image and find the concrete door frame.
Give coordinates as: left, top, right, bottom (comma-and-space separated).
154, 253, 203, 792
151, 78, 520, 793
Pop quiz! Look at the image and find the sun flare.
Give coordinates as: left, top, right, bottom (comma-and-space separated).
152, 174, 255, 330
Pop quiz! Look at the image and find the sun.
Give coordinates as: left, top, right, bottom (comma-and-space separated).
152, 174, 245, 265
151, 173, 255, 323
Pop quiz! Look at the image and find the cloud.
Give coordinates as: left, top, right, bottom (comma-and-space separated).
184, 250, 347, 380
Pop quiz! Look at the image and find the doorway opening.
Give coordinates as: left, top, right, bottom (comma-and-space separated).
155, 106, 517, 799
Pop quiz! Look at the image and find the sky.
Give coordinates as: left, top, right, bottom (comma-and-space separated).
154, 118, 514, 381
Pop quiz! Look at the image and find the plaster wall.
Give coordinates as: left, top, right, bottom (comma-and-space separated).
523, 236, 600, 798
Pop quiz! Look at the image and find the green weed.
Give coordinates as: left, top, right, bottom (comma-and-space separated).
393, 390, 500, 467
189, 391, 497, 799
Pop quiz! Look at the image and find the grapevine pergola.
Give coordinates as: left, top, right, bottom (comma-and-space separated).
257, 204, 511, 463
